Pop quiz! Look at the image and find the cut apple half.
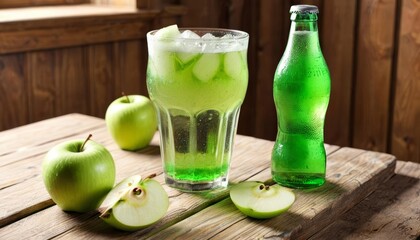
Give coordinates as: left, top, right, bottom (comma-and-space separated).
99, 174, 169, 231
230, 181, 295, 219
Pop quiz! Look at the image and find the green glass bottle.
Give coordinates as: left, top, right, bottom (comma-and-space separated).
272, 5, 331, 189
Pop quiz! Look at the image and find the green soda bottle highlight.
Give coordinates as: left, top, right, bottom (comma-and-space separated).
272, 5, 331, 189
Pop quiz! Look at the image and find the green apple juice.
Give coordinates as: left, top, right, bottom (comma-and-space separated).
146, 28, 249, 191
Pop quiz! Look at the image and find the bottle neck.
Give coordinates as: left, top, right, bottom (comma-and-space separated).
285, 18, 321, 54
290, 20, 318, 32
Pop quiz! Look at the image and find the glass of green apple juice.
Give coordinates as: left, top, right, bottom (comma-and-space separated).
146, 26, 249, 191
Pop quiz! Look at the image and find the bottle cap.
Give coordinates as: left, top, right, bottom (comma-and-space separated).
290, 5, 319, 14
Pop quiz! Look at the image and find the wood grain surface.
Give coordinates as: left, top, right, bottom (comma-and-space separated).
321, 0, 357, 147
27, 50, 56, 122
254, 0, 290, 140
147, 149, 396, 239
113, 40, 146, 97
88, 43, 115, 118
0, 19, 149, 55
0, 114, 398, 239
0, 54, 28, 130
391, 0, 420, 162
352, 0, 397, 152
311, 161, 420, 240
55, 47, 89, 116
227, 0, 259, 138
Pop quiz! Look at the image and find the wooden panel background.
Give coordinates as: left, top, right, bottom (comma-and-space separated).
0, 0, 418, 163
175, 0, 419, 163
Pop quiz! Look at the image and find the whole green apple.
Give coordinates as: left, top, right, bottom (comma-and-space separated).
42, 135, 116, 213
105, 94, 158, 151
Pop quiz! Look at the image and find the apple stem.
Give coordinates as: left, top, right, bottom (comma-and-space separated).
80, 134, 93, 152
122, 92, 130, 103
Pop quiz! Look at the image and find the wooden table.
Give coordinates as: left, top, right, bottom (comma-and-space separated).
0, 114, 418, 239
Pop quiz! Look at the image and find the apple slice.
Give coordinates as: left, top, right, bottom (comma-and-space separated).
230, 181, 295, 219
99, 174, 169, 231
154, 24, 181, 39
192, 53, 221, 82
224, 51, 244, 79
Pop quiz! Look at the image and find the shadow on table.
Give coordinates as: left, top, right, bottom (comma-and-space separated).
133, 144, 160, 156
299, 179, 347, 195
309, 173, 420, 239
240, 180, 348, 239
242, 211, 309, 239
59, 176, 378, 239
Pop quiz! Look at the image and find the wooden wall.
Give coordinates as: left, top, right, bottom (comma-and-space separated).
176, 0, 419, 163
0, 5, 153, 130
0, 0, 418, 163
0, 39, 149, 123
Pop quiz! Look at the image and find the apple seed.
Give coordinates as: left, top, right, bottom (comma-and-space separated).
133, 187, 143, 195
259, 184, 264, 190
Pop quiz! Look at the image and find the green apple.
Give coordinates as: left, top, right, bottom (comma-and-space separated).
154, 24, 181, 39
230, 181, 295, 219
99, 174, 169, 231
105, 94, 158, 151
42, 135, 116, 212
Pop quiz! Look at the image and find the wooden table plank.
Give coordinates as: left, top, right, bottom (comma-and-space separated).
45, 145, 341, 240
0, 113, 102, 160
310, 160, 420, 239
0, 135, 294, 238
144, 148, 396, 239
0, 114, 397, 240
0, 128, 112, 189
0, 114, 339, 238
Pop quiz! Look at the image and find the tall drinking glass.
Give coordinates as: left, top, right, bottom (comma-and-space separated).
146, 27, 249, 191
